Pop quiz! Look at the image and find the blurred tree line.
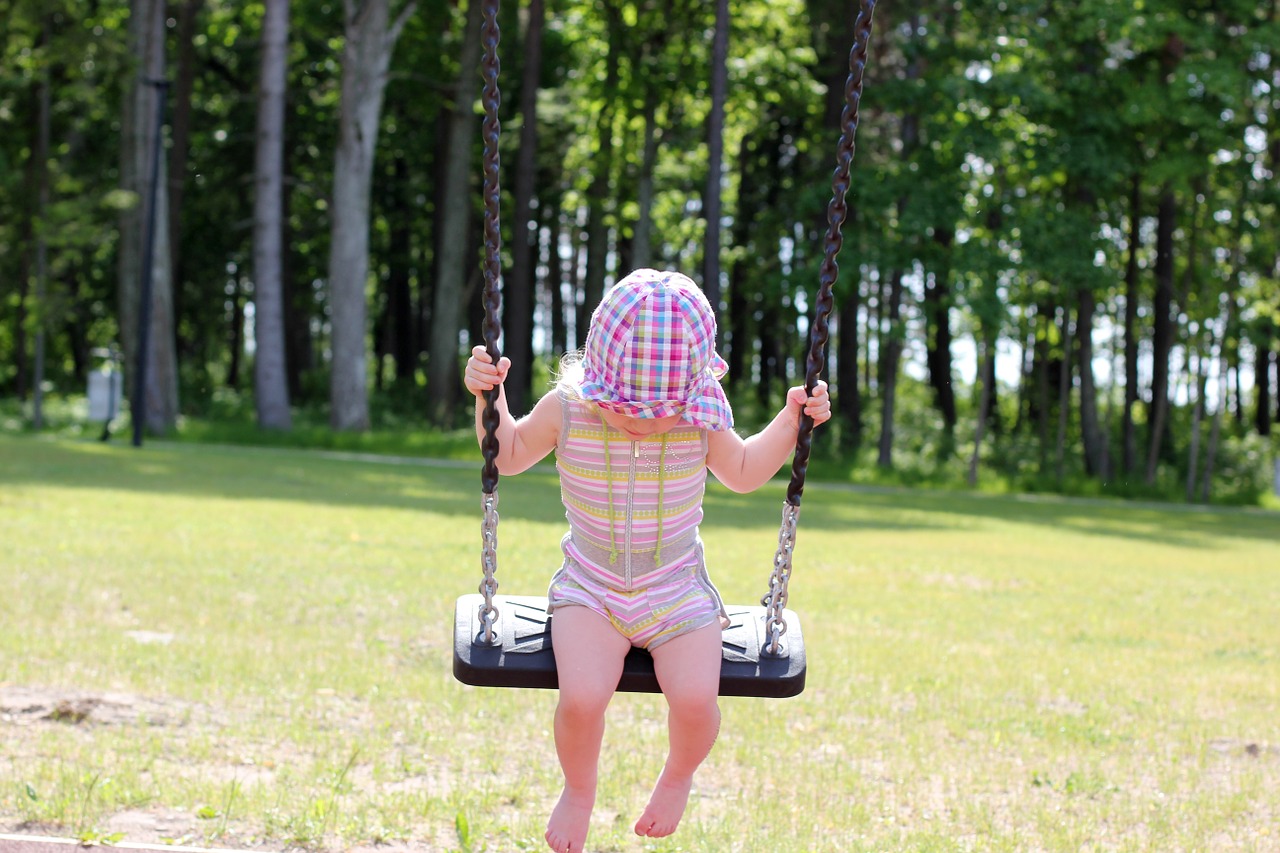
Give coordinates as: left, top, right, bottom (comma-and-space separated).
1, 0, 1278, 501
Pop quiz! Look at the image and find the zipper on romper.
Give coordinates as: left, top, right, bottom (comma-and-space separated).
624, 440, 638, 590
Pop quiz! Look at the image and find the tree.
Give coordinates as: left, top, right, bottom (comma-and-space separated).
427, 0, 483, 427
328, 0, 416, 431
702, 0, 729, 331
503, 0, 546, 417
119, 0, 179, 435
252, 0, 292, 429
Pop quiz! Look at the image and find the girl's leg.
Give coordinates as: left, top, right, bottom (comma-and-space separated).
634, 621, 723, 838
545, 605, 630, 853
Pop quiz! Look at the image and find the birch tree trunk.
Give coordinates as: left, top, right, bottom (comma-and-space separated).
253, 0, 292, 429
427, 0, 483, 426
329, 0, 416, 431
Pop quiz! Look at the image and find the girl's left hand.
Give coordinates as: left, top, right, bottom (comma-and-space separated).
786, 380, 832, 426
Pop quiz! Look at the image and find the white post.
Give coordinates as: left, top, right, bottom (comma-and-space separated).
1273, 457, 1280, 498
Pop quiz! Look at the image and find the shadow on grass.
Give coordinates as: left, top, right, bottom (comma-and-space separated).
2, 435, 1276, 551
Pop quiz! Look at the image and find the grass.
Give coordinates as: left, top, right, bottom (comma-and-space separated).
1, 433, 1278, 852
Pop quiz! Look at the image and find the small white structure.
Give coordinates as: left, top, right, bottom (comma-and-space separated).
88, 367, 123, 423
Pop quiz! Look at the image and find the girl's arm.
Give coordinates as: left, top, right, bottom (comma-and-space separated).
463, 346, 561, 475
705, 381, 830, 494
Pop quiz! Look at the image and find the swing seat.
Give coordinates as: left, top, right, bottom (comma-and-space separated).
452, 593, 806, 698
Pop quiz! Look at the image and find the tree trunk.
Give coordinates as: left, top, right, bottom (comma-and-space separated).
119, 0, 179, 435
504, 0, 545, 417
1034, 304, 1053, 472
282, 150, 311, 400
253, 0, 292, 429
581, 4, 621, 337
1013, 317, 1033, 434
1144, 187, 1176, 485
1257, 344, 1274, 437
329, 0, 416, 431
168, 0, 202, 341
427, 0, 481, 426
923, 263, 957, 435
32, 16, 51, 429
227, 276, 244, 390
878, 32, 920, 470
1121, 172, 1141, 476
968, 327, 996, 488
877, 268, 905, 469
549, 204, 568, 355
1055, 304, 1073, 483
702, 0, 729, 330
1077, 284, 1109, 479
632, 87, 660, 271
1199, 331, 1229, 503
836, 272, 862, 450
566, 216, 584, 348
386, 154, 414, 383
1186, 342, 1207, 502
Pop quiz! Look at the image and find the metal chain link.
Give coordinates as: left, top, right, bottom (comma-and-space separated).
762, 501, 800, 656
477, 491, 501, 644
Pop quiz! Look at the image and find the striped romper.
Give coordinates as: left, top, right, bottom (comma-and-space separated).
547, 392, 729, 650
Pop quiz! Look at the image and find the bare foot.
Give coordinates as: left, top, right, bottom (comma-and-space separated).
545, 786, 595, 853
633, 771, 693, 837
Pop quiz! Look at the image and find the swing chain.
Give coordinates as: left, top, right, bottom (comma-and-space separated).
762, 501, 800, 656
478, 491, 501, 644
474, 0, 503, 650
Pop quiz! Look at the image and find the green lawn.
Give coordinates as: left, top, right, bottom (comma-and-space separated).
1, 434, 1277, 852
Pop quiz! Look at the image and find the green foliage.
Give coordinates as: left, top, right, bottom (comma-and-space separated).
0, 0, 1275, 507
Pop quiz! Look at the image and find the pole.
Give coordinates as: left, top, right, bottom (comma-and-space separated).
132, 76, 169, 447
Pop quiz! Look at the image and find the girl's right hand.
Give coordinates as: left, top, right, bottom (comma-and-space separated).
464, 345, 511, 397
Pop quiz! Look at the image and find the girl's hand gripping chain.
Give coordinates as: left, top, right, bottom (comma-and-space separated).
464, 345, 511, 397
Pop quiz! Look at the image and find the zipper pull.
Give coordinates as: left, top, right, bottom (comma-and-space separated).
634, 442, 640, 458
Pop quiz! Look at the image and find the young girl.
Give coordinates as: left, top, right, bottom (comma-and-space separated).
463, 269, 831, 853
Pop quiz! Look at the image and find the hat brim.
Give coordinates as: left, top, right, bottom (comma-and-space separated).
580, 356, 733, 432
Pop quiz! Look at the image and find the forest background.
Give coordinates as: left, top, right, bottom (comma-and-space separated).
2, 0, 1279, 506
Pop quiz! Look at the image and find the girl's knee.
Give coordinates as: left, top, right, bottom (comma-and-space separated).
557, 688, 613, 722
665, 691, 719, 721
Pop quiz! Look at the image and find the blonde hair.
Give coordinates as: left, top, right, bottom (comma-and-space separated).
553, 349, 593, 407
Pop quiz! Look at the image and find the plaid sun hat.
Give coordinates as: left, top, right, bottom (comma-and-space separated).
579, 268, 733, 432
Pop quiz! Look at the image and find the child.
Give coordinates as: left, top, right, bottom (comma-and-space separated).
463, 268, 831, 853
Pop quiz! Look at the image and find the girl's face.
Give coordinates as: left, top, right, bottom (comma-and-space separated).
598, 408, 683, 441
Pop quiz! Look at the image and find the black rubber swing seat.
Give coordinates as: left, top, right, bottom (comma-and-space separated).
453, 593, 806, 698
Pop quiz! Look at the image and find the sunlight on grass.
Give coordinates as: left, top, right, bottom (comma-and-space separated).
1, 434, 1278, 851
